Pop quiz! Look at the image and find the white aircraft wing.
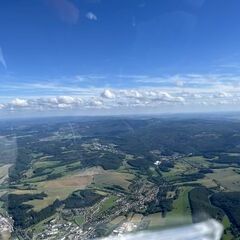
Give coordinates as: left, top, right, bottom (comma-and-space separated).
100, 219, 223, 240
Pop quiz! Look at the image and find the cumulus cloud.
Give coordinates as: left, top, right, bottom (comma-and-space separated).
58, 103, 72, 109
58, 96, 75, 104
11, 98, 29, 107
213, 92, 232, 98
47, 0, 79, 24
1, 85, 240, 114
101, 89, 116, 99
121, 90, 143, 99
1, 90, 183, 112
40, 96, 83, 109
119, 90, 185, 104
86, 12, 97, 21
88, 99, 103, 107
157, 92, 173, 100
0, 47, 7, 69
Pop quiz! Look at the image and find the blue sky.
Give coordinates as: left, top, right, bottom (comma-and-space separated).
1, 0, 240, 117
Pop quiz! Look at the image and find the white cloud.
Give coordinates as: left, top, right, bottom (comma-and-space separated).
213, 92, 232, 98
39, 96, 83, 108
2, 83, 240, 114
47, 97, 58, 104
88, 99, 103, 107
121, 90, 143, 98
11, 98, 28, 107
147, 91, 185, 103
0, 47, 7, 69
86, 12, 97, 21
58, 96, 75, 104
58, 103, 72, 109
101, 89, 116, 99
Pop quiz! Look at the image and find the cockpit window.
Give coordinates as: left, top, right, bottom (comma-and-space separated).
0, 1, 239, 239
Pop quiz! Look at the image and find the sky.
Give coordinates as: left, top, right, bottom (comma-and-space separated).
1, 0, 240, 117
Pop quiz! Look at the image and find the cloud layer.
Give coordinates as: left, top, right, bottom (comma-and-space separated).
2, 72, 240, 116
1, 87, 240, 114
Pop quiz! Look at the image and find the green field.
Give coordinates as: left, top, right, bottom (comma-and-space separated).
99, 195, 118, 213
162, 158, 199, 181
93, 171, 134, 190
33, 160, 61, 170
222, 215, 234, 240
74, 215, 85, 226
183, 156, 210, 168
145, 213, 165, 229
0, 164, 12, 184
17, 168, 100, 211
164, 186, 192, 226
204, 167, 240, 191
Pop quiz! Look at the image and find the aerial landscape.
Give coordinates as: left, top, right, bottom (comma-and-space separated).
1, 0, 240, 239
0, 115, 240, 239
